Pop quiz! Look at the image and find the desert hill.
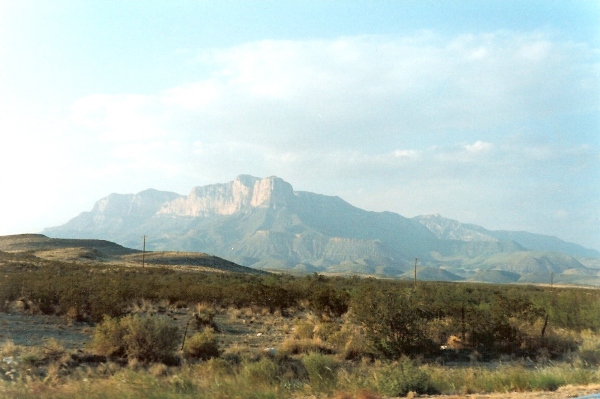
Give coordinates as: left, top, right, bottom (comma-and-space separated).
0, 234, 263, 274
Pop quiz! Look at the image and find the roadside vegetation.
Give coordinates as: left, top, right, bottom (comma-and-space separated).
1, 256, 599, 398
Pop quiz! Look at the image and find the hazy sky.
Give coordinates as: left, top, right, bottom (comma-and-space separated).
1, 1, 599, 250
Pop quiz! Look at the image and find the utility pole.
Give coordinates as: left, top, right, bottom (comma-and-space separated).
414, 258, 418, 289
142, 235, 147, 268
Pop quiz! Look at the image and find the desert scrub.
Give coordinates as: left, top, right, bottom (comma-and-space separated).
302, 352, 340, 392
193, 302, 219, 331
577, 329, 600, 366
241, 357, 280, 386
427, 363, 600, 394
182, 328, 220, 360
279, 337, 334, 355
374, 357, 439, 397
90, 314, 180, 364
293, 318, 315, 339
0, 339, 20, 357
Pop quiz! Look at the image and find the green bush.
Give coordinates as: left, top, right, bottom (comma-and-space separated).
351, 286, 436, 358
301, 352, 339, 392
242, 357, 280, 386
183, 328, 220, 360
307, 285, 349, 318
90, 315, 127, 357
529, 373, 564, 391
376, 357, 439, 396
90, 314, 180, 364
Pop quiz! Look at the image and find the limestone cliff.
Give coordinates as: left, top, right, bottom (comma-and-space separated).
158, 175, 295, 217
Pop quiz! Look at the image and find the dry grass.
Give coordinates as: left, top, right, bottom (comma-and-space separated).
0, 339, 20, 357
279, 337, 335, 355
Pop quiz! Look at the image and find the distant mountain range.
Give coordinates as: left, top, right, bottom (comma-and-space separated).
44, 175, 600, 285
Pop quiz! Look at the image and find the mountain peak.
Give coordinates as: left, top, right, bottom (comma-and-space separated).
413, 214, 498, 242
234, 174, 261, 186
158, 175, 295, 217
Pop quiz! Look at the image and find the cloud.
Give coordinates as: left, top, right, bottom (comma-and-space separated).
69, 32, 598, 158
394, 149, 421, 159
51, 31, 600, 248
70, 94, 166, 142
465, 141, 493, 153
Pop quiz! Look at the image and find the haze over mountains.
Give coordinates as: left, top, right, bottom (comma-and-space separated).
44, 175, 600, 285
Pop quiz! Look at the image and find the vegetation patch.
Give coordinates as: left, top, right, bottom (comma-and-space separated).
1, 250, 600, 398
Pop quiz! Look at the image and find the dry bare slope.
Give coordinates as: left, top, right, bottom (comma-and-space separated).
0, 234, 263, 274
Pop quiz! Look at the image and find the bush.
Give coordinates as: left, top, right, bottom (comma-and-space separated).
280, 338, 334, 355
302, 352, 339, 392
294, 319, 315, 339
577, 330, 600, 366
308, 285, 349, 318
351, 286, 436, 359
90, 315, 127, 357
90, 314, 180, 364
183, 328, 220, 360
242, 357, 280, 386
376, 357, 439, 396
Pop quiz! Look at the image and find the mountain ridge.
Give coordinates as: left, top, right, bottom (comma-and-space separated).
43, 175, 600, 284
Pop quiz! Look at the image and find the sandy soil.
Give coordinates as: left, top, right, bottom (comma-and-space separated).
0, 313, 91, 349
419, 385, 600, 398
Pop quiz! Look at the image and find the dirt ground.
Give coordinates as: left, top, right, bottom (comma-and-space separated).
419, 386, 600, 398
0, 313, 91, 349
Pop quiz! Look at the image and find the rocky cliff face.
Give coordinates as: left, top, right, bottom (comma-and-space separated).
158, 175, 295, 217
93, 189, 183, 218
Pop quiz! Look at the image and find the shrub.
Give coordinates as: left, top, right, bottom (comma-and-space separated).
577, 330, 600, 366
90, 315, 127, 358
242, 357, 280, 386
302, 352, 339, 392
342, 333, 374, 361
308, 285, 349, 318
351, 286, 436, 359
90, 314, 180, 364
0, 340, 20, 357
294, 319, 315, 339
529, 373, 564, 391
274, 354, 309, 384
376, 357, 439, 397
193, 303, 220, 331
279, 338, 334, 355
314, 321, 340, 341
183, 328, 220, 360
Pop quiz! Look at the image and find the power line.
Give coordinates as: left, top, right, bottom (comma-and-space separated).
142, 235, 147, 268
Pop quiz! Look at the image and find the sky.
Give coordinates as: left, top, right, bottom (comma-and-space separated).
0, 1, 599, 250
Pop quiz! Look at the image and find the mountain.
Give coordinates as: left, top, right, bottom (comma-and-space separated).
45, 175, 437, 276
414, 214, 600, 258
44, 175, 600, 284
